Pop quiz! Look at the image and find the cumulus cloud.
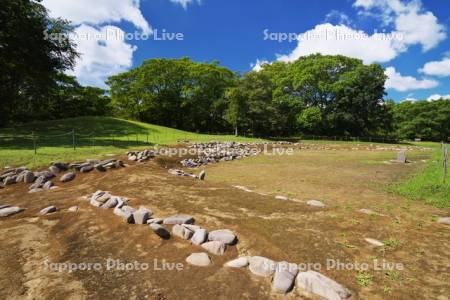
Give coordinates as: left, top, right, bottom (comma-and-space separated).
419, 57, 450, 77
250, 59, 269, 72
384, 66, 438, 92
70, 25, 136, 88
256, 0, 446, 67
42, 0, 151, 34
427, 94, 450, 101
169, 0, 201, 9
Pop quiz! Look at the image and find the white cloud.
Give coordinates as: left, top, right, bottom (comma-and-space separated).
42, 0, 151, 34
257, 0, 446, 67
419, 57, 450, 77
276, 23, 402, 64
250, 59, 269, 72
70, 25, 136, 87
427, 94, 450, 101
384, 66, 438, 92
170, 0, 201, 9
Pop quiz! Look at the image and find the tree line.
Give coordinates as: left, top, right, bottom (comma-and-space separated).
1, 0, 448, 141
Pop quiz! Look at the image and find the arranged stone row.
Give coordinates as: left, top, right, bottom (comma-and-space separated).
127, 149, 156, 162
0, 205, 25, 217
222, 256, 351, 298
168, 169, 206, 180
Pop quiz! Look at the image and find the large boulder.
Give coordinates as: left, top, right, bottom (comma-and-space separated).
133, 207, 152, 224
163, 214, 195, 225
191, 228, 208, 245
248, 256, 276, 277
208, 229, 237, 245
80, 165, 94, 173
272, 261, 299, 294
186, 252, 211, 267
201, 241, 226, 255
172, 224, 194, 240
149, 223, 171, 239
296, 270, 351, 300
49, 165, 61, 174
60, 172, 76, 182
40, 206, 57, 215
0, 206, 25, 217
224, 257, 249, 268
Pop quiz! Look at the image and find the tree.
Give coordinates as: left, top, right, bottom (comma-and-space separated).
297, 107, 322, 133
0, 0, 78, 125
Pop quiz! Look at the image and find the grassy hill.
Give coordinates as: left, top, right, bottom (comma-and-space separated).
0, 116, 261, 168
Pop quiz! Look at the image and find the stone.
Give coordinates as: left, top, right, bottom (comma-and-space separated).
208, 229, 237, 245
3, 176, 16, 185
0, 204, 10, 210
201, 240, 226, 255
95, 164, 106, 172
23, 171, 36, 183
149, 223, 171, 239
53, 162, 69, 171
80, 165, 94, 173
113, 207, 134, 223
90, 199, 103, 207
0, 206, 25, 217
43, 181, 54, 189
307, 200, 326, 207
296, 271, 351, 300
224, 257, 249, 268
49, 165, 61, 174
29, 188, 43, 193
186, 252, 211, 267
364, 238, 384, 247
40, 206, 57, 215
60, 172, 76, 182
275, 195, 289, 201
133, 207, 152, 224
248, 256, 276, 277
96, 193, 111, 203
182, 224, 201, 231
397, 151, 407, 163
163, 214, 195, 225
437, 217, 450, 225
191, 228, 208, 245
172, 224, 194, 240
272, 261, 299, 293
91, 190, 106, 201
101, 197, 118, 209
121, 206, 136, 214
68, 206, 79, 212
147, 218, 163, 224
198, 170, 206, 180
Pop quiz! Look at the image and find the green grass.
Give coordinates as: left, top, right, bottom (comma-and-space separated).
391, 143, 450, 208
0, 116, 262, 169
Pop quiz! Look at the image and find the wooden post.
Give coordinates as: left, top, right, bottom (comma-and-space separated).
443, 143, 448, 184
72, 129, 76, 150
32, 131, 37, 155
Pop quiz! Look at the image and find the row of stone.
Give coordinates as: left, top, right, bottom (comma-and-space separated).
127, 149, 156, 162
168, 169, 206, 180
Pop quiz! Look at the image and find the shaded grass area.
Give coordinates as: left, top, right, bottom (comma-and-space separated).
0, 116, 261, 169
390, 144, 449, 208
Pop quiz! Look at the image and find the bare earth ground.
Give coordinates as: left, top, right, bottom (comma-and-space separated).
0, 143, 449, 300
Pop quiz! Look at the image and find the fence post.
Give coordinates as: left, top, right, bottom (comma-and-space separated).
443, 142, 448, 184
32, 131, 37, 154
146, 132, 149, 144
72, 129, 76, 150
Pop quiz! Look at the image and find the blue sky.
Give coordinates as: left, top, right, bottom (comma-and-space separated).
42, 0, 450, 102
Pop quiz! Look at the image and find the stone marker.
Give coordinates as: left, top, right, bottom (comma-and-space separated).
149, 223, 171, 239
68, 206, 79, 212
296, 270, 351, 300
163, 214, 195, 225
133, 207, 152, 224
40, 206, 57, 215
364, 238, 384, 247
201, 241, 226, 255
60, 172, 76, 182
186, 252, 211, 267
273, 261, 299, 294
172, 224, 194, 240
224, 257, 249, 268
397, 151, 407, 163
248, 256, 276, 277
198, 170, 206, 180
307, 200, 326, 207
0, 206, 25, 217
191, 228, 208, 245
437, 217, 450, 225
208, 229, 237, 245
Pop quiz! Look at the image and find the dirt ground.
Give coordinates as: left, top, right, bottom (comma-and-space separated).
0, 143, 449, 300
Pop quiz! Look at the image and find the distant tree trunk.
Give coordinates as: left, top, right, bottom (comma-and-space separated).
235, 124, 238, 136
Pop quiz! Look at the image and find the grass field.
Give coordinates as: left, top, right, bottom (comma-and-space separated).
0, 116, 261, 169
